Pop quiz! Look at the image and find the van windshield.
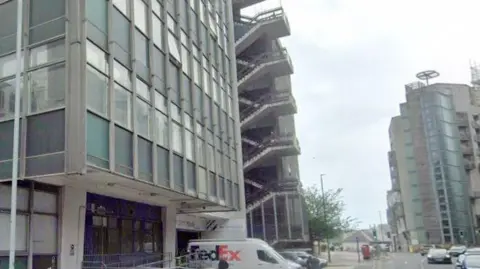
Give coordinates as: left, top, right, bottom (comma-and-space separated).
264, 244, 287, 262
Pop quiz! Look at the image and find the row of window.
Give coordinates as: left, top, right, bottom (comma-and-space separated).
86, 112, 240, 207
0, 0, 65, 55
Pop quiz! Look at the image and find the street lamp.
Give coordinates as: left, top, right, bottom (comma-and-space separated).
320, 174, 332, 263
9, 0, 24, 268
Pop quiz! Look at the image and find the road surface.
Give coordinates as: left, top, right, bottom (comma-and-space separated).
326, 251, 458, 269
360, 252, 456, 269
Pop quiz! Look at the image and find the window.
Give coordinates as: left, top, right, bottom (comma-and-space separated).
0, 0, 17, 54
198, 167, 207, 196
209, 172, 217, 197
114, 61, 131, 89
155, 111, 168, 147
29, 0, 65, 44
115, 126, 134, 176
86, 65, 108, 116
134, 0, 147, 33
185, 131, 194, 161
173, 154, 183, 191
155, 91, 167, 113
86, 112, 109, 168
86, 0, 108, 34
152, 16, 164, 50
152, 1, 162, 17
196, 137, 205, 166
181, 46, 190, 75
136, 78, 150, 102
30, 39, 65, 68
135, 30, 149, 68
186, 161, 196, 191
136, 98, 151, 138
157, 146, 169, 186
86, 41, 108, 74
30, 64, 66, 114
257, 250, 278, 264
114, 84, 132, 129
207, 145, 214, 171
168, 33, 181, 62
112, 8, 131, 58
172, 122, 183, 154
138, 137, 153, 182
113, 0, 129, 17
0, 78, 23, 121
219, 177, 225, 200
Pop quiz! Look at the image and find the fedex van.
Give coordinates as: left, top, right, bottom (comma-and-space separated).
187, 238, 302, 269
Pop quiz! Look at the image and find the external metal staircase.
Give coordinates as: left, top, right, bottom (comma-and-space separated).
234, 7, 291, 55
243, 133, 301, 172
237, 49, 293, 92
240, 91, 297, 130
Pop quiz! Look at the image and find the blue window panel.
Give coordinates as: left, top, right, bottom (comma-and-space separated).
86, 112, 109, 169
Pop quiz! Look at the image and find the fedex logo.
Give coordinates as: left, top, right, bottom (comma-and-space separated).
189, 244, 241, 261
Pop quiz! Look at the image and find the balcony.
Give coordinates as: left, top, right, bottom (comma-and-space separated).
237, 49, 293, 92
240, 91, 297, 130
465, 159, 475, 171
457, 112, 469, 127
460, 132, 470, 141
243, 133, 301, 172
234, 7, 290, 55
472, 121, 480, 129
462, 144, 474, 155
471, 191, 480, 200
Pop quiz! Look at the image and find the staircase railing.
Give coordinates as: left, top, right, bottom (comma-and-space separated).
235, 7, 286, 26
237, 48, 290, 81
243, 132, 299, 163
240, 91, 294, 122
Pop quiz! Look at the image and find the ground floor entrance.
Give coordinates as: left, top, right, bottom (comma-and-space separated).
83, 193, 165, 266
176, 230, 200, 256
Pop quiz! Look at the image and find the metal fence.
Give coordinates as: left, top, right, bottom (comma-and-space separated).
82, 253, 173, 269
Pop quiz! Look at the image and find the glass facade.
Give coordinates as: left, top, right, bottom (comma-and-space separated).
84, 0, 240, 208
0, 0, 67, 180
0, 0, 240, 206
401, 87, 474, 244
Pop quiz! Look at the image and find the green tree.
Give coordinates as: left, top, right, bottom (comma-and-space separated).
304, 186, 358, 240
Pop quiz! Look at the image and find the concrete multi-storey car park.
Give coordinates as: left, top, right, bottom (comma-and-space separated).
0, 0, 245, 268
232, 0, 309, 246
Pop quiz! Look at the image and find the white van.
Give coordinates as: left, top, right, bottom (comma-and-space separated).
187, 238, 302, 269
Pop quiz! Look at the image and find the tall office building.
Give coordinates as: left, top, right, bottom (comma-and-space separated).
0, 0, 244, 268
387, 82, 476, 245
232, 0, 308, 245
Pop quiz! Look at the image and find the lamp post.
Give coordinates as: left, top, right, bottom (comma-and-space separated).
320, 174, 331, 263
9, 0, 24, 268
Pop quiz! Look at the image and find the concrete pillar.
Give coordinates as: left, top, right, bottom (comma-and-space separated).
59, 186, 87, 269
164, 204, 177, 267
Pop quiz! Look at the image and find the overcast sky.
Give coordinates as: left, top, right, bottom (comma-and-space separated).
245, 0, 480, 227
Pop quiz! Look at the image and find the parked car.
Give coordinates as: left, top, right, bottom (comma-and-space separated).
279, 251, 328, 268
455, 248, 480, 268
426, 248, 452, 264
449, 246, 467, 257
421, 244, 436, 256
461, 253, 480, 269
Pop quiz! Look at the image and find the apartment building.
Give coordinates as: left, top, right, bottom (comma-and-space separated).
387, 82, 475, 245
232, 0, 309, 246
0, 0, 245, 268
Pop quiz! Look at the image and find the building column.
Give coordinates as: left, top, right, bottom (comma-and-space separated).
261, 203, 266, 240
163, 204, 177, 267
58, 186, 87, 269
273, 195, 279, 241
285, 193, 292, 239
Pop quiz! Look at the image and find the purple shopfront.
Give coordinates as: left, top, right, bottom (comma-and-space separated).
84, 193, 164, 256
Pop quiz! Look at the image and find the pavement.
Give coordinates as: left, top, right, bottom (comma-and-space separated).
323, 251, 458, 269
